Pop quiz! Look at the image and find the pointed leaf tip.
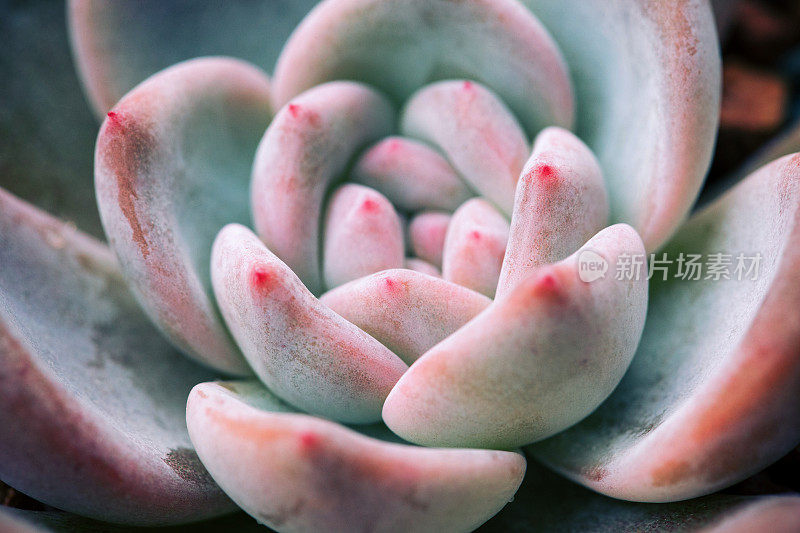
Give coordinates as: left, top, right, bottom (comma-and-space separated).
323, 184, 404, 289
384, 224, 648, 449
211, 224, 407, 424
251, 81, 394, 295
497, 126, 608, 297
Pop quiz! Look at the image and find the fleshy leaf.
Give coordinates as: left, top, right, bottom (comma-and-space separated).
0, 189, 232, 525
383, 224, 648, 449
699, 495, 800, 533
0, 506, 269, 532
251, 81, 395, 295
187, 380, 526, 533
408, 211, 451, 269
352, 136, 474, 212
710, 115, 800, 201
442, 198, 510, 298
400, 80, 530, 214
272, 0, 574, 134
521, 0, 721, 250
320, 269, 491, 365
497, 126, 608, 297
481, 461, 800, 532
211, 224, 407, 424
68, 0, 319, 116
0, 508, 43, 533
530, 154, 800, 502
95, 57, 271, 374
323, 184, 405, 289
404, 258, 441, 278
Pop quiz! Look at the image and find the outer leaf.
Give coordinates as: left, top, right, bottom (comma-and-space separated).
272, 0, 574, 133
708, 115, 800, 202
383, 224, 648, 449
211, 224, 407, 424
699, 496, 800, 533
250, 81, 394, 295
481, 462, 800, 532
0, 508, 45, 533
187, 380, 526, 533
94, 57, 271, 374
68, 0, 319, 116
522, 0, 721, 250
320, 269, 491, 365
0, 507, 267, 532
530, 154, 800, 502
0, 189, 232, 525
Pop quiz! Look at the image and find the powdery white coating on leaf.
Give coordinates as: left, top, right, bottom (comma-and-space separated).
484, 460, 794, 532
0, 509, 46, 533
251, 81, 395, 295
187, 380, 526, 533
352, 136, 474, 212
68, 0, 318, 116
211, 224, 407, 424
522, 0, 721, 251
323, 184, 405, 289
408, 211, 451, 268
530, 154, 800, 502
404, 258, 441, 278
94, 56, 272, 375
441, 198, 510, 298
383, 224, 648, 449
320, 269, 491, 365
0, 189, 232, 525
272, 0, 573, 134
401, 80, 530, 215
699, 496, 800, 533
497, 126, 609, 297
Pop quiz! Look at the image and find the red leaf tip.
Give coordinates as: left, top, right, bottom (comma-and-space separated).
526, 270, 567, 302
105, 110, 124, 129
249, 265, 276, 292
534, 163, 557, 182
360, 197, 381, 213
298, 431, 320, 451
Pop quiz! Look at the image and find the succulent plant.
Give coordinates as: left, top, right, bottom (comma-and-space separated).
1, 0, 799, 531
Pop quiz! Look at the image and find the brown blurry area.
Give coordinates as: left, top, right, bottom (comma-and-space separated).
709, 0, 800, 180
721, 62, 787, 131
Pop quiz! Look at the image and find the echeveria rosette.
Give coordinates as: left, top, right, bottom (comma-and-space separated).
0, 0, 798, 531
